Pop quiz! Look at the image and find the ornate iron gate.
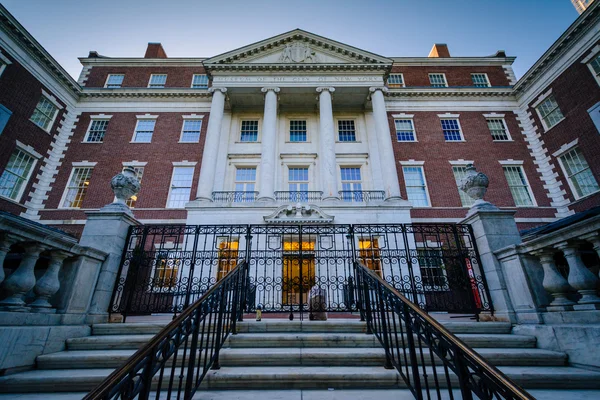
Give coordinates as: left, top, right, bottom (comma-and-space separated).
110, 223, 492, 320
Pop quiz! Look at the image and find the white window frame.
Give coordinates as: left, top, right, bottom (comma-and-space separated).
555, 147, 600, 200
483, 114, 512, 141
232, 165, 258, 202
400, 161, 431, 207
104, 74, 124, 88
238, 119, 260, 143
287, 166, 311, 191
179, 115, 204, 143
336, 118, 359, 143
59, 162, 96, 209
499, 162, 537, 207
166, 162, 196, 208
438, 114, 464, 142
288, 119, 308, 143
471, 73, 491, 88
191, 74, 209, 89
387, 73, 405, 88
0, 50, 12, 79
339, 165, 364, 202
0, 141, 42, 203
148, 74, 167, 88
131, 115, 158, 143
83, 115, 112, 143
393, 114, 417, 142
30, 91, 62, 133
583, 45, 600, 87
533, 91, 565, 132
429, 73, 448, 88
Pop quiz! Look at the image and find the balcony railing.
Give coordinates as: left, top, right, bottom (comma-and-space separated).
212, 191, 258, 203
275, 191, 323, 203
338, 190, 385, 202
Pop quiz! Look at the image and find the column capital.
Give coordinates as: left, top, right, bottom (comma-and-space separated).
208, 87, 228, 95
261, 86, 280, 94
316, 87, 335, 94
369, 86, 389, 94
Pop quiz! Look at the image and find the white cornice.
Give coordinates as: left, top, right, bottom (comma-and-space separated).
80, 88, 212, 98
385, 87, 514, 98
78, 58, 207, 67
391, 57, 515, 66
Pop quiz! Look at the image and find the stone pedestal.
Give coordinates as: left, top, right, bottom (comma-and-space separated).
309, 285, 327, 321
79, 207, 139, 324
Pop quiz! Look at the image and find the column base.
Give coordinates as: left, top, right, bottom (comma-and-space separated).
577, 290, 600, 304
257, 197, 275, 203
574, 303, 600, 311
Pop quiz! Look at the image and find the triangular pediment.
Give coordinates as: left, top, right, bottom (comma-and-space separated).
204, 29, 392, 66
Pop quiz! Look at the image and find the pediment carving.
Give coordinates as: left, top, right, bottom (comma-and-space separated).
263, 203, 334, 224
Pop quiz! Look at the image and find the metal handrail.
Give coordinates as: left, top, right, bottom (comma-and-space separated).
212, 191, 258, 202
84, 261, 248, 400
274, 191, 323, 202
338, 190, 385, 202
354, 261, 534, 400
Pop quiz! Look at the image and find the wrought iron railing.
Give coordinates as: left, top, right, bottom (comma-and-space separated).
354, 261, 533, 400
212, 191, 258, 203
84, 261, 247, 400
274, 191, 323, 202
338, 190, 386, 202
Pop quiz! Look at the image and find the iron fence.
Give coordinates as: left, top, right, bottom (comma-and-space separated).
211, 191, 258, 203
338, 190, 386, 202
274, 191, 323, 202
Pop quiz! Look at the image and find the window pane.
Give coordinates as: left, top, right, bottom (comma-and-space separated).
289, 120, 307, 142
86, 120, 109, 142
62, 167, 93, 208
149, 74, 167, 88
192, 74, 208, 89
560, 148, 600, 198
471, 73, 489, 87
167, 167, 194, 208
388, 74, 404, 87
452, 166, 476, 207
134, 119, 156, 142
441, 119, 462, 141
0, 149, 36, 200
338, 120, 356, 142
429, 74, 447, 87
591, 55, 600, 76
537, 96, 564, 129
106, 74, 124, 88
30, 97, 58, 131
234, 167, 256, 202
240, 120, 258, 142
503, 166, 534, 206
340, 167, 362, 201
487, 118, 509, 141
403, 166, 429, 207
181, 119, 202, 142
395, 119, 416, 141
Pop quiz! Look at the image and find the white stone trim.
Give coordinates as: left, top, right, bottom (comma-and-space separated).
90, 114, 113, 119
437, 113, 460, 118
182, 114, 204, 119
399, 160, 425, 166
0, 50, 12, 78
502, 65, 517, 86
77, 65, 92, 85
531, 88, 553, 109
228, 153, 262, 160
41, 89, 64, 110
122, 161, 148, 167
483, 113, 505, 118
336, 153, 369, 159
172, 161, 197, 167
448, 160, 474, 165
498, 159, 524, 165
551, 139, 579, 158
15, 140, 43, 159
72, 161, 97, 167
581, 44, 600, 64
392, 113, 414, 118
136, 114, 159, 119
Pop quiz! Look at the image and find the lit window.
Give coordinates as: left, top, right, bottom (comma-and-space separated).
30, 96, 59, 132
61, 167, 93, 208
440, 119, 463, 141
125, 166, 144, 208
358, 238, 382, 276
503, 166, 534, 206
588, 54, 600, 85
240, 120, 258, 142
340, 167, 362, 202
180, 119, 202, 142
154, 250, 180, 289
167, 166, 194, 208
417, 249, 448, 290
133, 119, 156, 143
148, 74, 167, 88
536, 95, 564, 130
451, 166, 476, 207
338, 120, 356, 142
217, 237, 240, 281
429, 73, 448, 88
403, 166, 430, 207
471, 73, 490, 88
191, 74, 209, 89
105, 74, 124, 88
395, 119, 416, 142
387, 74, 404, 88
487, 118, 511, 141
558, 147, 600, 199
289, 120, 307, 142
234, 167, 256, 202
288, 167, 309, 201
84, 119, 109, 143
0, 149, 36, 201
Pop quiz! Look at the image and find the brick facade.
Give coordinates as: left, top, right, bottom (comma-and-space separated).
390, 65, 511, 87
83, 66, 207, 88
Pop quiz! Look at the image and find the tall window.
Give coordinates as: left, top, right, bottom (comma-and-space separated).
358, 237, 382, 276
154, 250, 180, 289
451, 166, 476, 207
105, 74, 124, 88
429, 73, 448, 87
30, 96, 59, 132
84, 119, 109, 143
486, 118, 511, 141
503, 166, 534, 206
471, 73, 490, 87
558, 147, 600, 198
180, 119, 202, 142
440, 119, 463, 141
403, 166, 430, 207
191, 74, 208, 89
536, 95, 564, 130
148, 74, 167, 88
395, 119, 416, 142
125, 166, 144, 208
417, 249, 448, 289
61, 167, 93, 208
289, 120, 307, 142
234, 167, 257, 202
288, 167, 309, 201
167, 167, 194, 208
217, 238, 239, 281
240, 120, 258, 142
387, 74, 404, 88
587, 54, 600, 85
340, 167, 362, 202
338, 120, 356, 142
0, 149, 36, 201
133, 119, 156, 143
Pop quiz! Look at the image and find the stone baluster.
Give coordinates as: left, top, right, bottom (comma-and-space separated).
257, 86, 280, 202
0, 233, 19, 286
581, 233, 600, 275
316, 87, 339, 201
0, 243, 47, 311
532, 249, 574, 310
30, 250, 71, 312
555, 242, 600, 307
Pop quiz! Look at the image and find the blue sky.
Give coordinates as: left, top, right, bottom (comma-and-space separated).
2, 0, 580, 80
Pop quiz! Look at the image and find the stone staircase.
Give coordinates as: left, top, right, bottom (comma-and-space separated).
1, 319, 600, 399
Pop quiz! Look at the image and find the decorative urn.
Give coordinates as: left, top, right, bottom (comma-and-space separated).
459, 164, 498, 214
111, 167, 141, 206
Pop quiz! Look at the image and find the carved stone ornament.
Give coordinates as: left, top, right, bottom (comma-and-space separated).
264, 203, 334, 224
111, 167, 141, 205
279, 42, 319, 63
459, 164, 498, 214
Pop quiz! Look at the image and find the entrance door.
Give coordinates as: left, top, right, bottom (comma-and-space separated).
282, 255, 315, 306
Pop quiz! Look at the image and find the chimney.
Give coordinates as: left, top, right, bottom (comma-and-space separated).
428, 44, 450, 58
144, 43, 168, 59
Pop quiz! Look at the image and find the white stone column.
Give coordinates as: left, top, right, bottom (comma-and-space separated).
196, 87, 227, 201
0, 243, 47, 311
316, 87, 339, 201
556, 242, 600, 306
369, 87, 402, 201
258, 87, 280, 202
31, 250, 71, 312
532, 249, 574, 309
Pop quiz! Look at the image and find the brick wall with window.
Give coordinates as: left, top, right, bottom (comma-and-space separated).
390, 65, 511, 87
82, 66, 208, 88
0, 46, 67, 214
39, 111, 209, 223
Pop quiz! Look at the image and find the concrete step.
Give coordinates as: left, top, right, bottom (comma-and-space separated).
37, 347, 567, 370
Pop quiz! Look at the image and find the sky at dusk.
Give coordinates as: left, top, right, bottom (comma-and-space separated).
1, 0, 581, 80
